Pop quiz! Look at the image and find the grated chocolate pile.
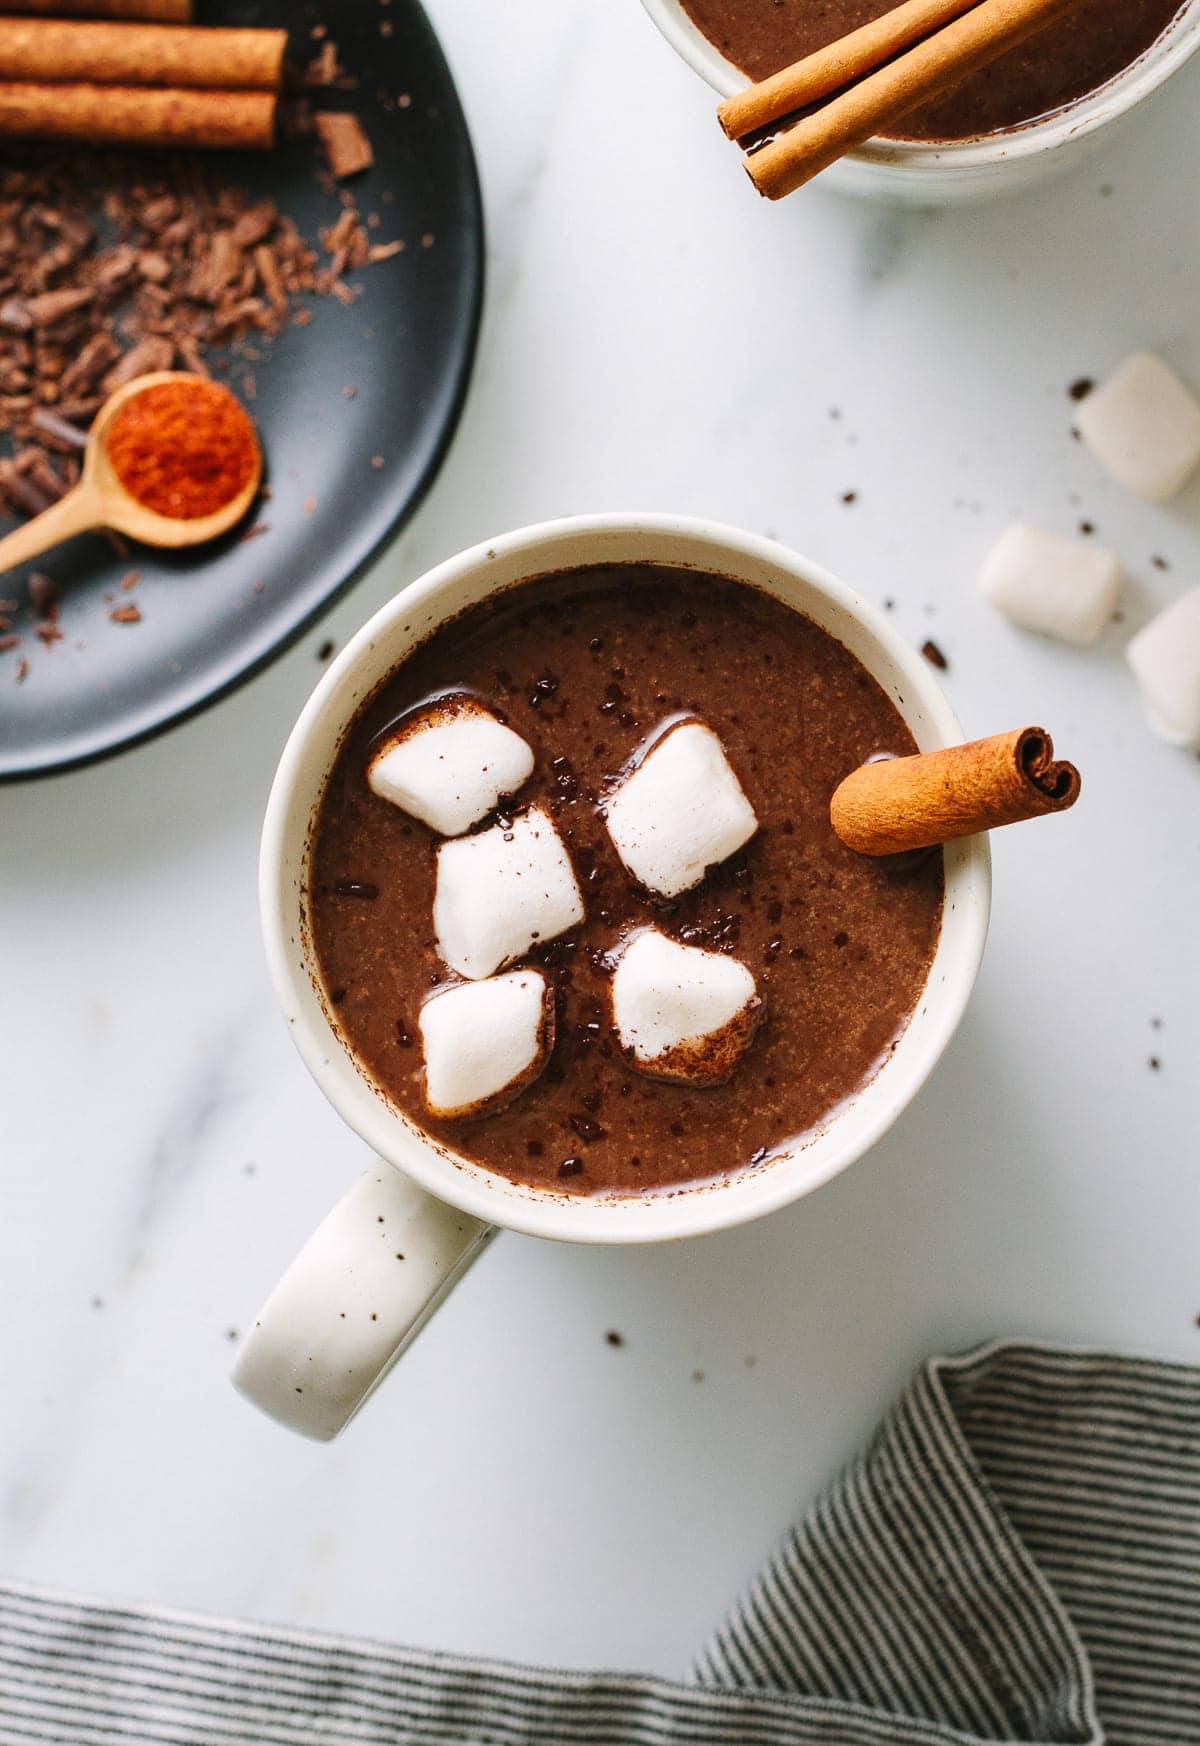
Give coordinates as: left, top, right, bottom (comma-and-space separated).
0, 148, 401, 524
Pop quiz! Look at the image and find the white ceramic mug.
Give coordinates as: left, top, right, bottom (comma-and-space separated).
233, 515, 991, 1439
641, 0, 1200, 203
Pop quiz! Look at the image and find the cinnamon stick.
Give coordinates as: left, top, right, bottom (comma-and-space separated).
0, 82, 276, 149
1, 0, 192, 17
718, 0, 983, 141
742, 0, 1083, 200
830, 726, 1081, 855
0, 20, 286, 89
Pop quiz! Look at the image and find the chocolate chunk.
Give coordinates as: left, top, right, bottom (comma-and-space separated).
920, 638, 949, 670
316, 112, 375, 180
27, 572, 60, 615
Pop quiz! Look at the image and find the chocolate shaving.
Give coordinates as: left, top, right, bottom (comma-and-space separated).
1, 146, 403, 544
315, 112, 374, 179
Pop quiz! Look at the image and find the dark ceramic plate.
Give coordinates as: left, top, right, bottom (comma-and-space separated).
0, 0, 482, 781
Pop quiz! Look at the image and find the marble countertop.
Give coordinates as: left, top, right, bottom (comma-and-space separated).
3, 0, 1198, 1678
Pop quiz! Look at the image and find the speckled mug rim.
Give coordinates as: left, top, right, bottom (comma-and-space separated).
260, 514, 991, 1245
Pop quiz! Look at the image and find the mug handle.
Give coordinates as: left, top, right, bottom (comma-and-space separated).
231, 1167, 495, 1440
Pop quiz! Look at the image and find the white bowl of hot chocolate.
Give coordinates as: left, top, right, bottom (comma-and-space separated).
293, 518, 992, 1219
642, 0, 1200, 202
235, 520, 1099, 1435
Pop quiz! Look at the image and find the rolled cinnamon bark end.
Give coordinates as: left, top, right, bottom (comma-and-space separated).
0, 82, 276, 148
830, 727, 1081, 855
0, 21, 287, 90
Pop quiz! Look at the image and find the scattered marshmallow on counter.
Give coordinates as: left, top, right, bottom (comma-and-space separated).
980, 523, 1122, 645
368, 693, 534, 836
434, 805, 584, 980
610, 928, 760, 1085
1126, 587, 1200, 749
419, 970, 553, 1120
602, 718, 757, 899
1076, 352, 1200, 502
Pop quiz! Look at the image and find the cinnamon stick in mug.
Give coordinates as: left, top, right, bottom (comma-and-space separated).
830, 726, 1081, 855
0, 19, 286, 89
743, 0, 1083, 200
0, 82, 277, 148
718, 0, 984, 141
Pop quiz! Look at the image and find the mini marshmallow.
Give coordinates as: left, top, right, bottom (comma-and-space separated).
979, 523, 1122, 646
419, 970, 553, 1120
611, 928, 760, 1085
433, 805, 585, 980
602, 719, 757, 899
368, 693, 533, 836
1076, 352, 1200, 502
1126, 586, 1200, 749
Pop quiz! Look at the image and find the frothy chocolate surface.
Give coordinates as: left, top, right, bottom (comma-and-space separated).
679, 0, 1185, 140
309, 566, 943, 1195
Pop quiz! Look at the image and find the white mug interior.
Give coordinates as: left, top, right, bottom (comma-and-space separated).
640, 0, 1200, 202
260, 513, 992, 1248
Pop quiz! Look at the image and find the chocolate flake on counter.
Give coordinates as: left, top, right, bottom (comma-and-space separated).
1152, 555, 1170, 572
920, 638, 948, 670
15, 655, 29, 681
316, 112, 375, 180
841, 489, 858, 504
119, 570, 141, 591
604, 1329, 624, 1347
109, 603, 141, 624
1068, 377, 1095, 402
1148, 1056, 1161, 1071
241, 523, 269, 543
1079, 520, 1095, 536
27, 571, 59, 615
317, 639, 335, 661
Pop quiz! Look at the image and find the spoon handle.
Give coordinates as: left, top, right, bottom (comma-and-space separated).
0, 482, 104, 577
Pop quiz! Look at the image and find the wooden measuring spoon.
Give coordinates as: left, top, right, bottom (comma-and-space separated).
0, 370, 262, 576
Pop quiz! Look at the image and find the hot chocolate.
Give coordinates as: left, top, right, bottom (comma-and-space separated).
679, 0, 1186, 140
308, 565, 943, 1196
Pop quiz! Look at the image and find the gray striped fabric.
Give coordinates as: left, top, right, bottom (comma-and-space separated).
1, 1341, 1195, 1746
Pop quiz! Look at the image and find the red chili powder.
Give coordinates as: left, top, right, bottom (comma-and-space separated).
105, 379, 259, 521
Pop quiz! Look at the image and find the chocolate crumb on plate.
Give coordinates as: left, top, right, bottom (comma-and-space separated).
920, 638, 949, 670
1068, 377, 1095, 402
316, 112, 375, 179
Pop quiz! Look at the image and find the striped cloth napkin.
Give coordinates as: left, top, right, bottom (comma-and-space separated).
2, 1341, 1196, 1746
